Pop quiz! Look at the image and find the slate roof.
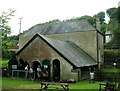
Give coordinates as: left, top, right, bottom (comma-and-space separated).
17, 33, 97, 67
24, 20, 95, 36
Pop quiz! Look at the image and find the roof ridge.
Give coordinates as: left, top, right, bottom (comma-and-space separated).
24, 19, 95, 36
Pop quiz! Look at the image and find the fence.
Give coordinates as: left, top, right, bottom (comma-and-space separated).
12, 70, 35, 80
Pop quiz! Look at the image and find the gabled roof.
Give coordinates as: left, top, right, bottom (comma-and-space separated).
24, 20, 95, 36
17, 33, 97, 67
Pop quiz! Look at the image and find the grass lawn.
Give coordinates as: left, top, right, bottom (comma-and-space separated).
2, 77, 106, 91
100, 67, 120, 73
2, 77, 40, 89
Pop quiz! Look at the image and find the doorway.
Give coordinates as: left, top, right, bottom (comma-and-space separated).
42, 59, 50, 81
32, 61, 41, 78
53, 59, 60, 82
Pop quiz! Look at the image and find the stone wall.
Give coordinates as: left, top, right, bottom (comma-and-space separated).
18, 36, 78, 81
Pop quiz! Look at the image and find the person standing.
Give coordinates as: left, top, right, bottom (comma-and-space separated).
29, 66, 34, 80
89, 72, 95, 83
37, 65, 42, 78
25, 65, 28, 78
42, 68, 48, 82
89, 68, 95, 83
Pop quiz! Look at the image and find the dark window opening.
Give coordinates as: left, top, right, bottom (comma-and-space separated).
53, 59, 60, 82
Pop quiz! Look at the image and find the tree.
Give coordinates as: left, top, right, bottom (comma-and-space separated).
94, 11, 105, 24
0, 9, 16, 59
106, 7, 120, 49
107, 19, 118, 45
106, 7, 118, 20
0, 9, 15, 38
100, 22, 107, 34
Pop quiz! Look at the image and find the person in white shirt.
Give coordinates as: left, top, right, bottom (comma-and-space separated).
25, 65, 28, 78
37, 65, 42, 78
89, 68, 95, 83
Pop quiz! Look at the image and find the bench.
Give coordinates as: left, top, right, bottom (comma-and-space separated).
40, 82, 69, 90
99, 82, 116, 91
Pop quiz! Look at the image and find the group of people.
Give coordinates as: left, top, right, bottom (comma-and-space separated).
24, 65, 48, 81
37, 65, 49, 81
24, 65, 34, 80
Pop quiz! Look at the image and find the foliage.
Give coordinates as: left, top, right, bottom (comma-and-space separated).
106, 7, 120, 49
0, 9, 15, 38
100, 23, 107, 34
107, 20, 119, 46
118, 7, 120, 23
2, 38, 16, 59
1, 59, 9, 67
106, 7, 118, 19
0, 9, 16, 59
95, 11, 105, 24
104, 49, 119, 62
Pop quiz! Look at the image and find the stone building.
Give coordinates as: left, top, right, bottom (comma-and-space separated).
8, 20, 104, 82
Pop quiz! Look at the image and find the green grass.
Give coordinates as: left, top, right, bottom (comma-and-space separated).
2, 77, 106, 90
69, 80, 105, 90
2, 77, 40, 89
100, 67, 120, 73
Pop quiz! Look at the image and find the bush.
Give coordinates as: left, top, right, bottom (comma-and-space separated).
104, 49, 119, 63
95, 69, 105, 81
2, 51, 15, 59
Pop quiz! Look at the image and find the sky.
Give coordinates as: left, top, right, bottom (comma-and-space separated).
0, 0, 119, 35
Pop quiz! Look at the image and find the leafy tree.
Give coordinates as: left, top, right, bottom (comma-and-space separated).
95, 11, 105, 24
0, 9, 16, 59
106, 7, 118, 20
100, 23, 107, 34
106, 7, 120, 49
0, 9, 15, 39
107, 19, 118, 44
